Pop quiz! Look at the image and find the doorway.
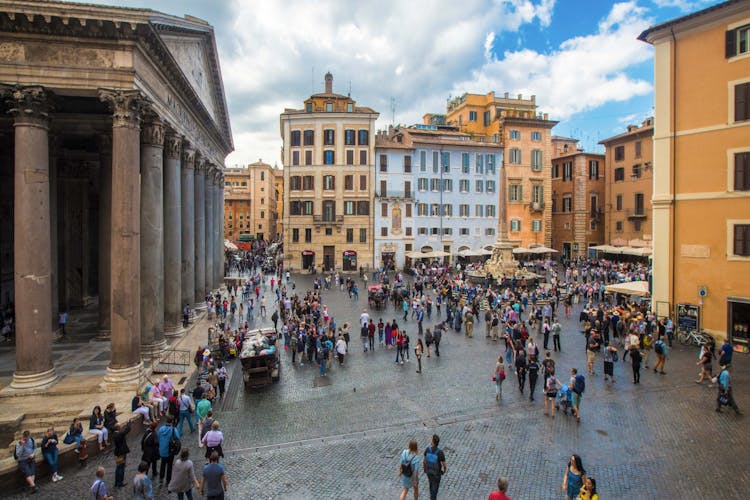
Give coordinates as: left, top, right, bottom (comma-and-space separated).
323, 246, 335, 272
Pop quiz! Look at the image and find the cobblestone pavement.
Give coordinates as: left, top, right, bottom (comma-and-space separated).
11, 273, 750, 499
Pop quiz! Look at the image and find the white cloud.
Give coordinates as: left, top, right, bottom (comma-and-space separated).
452, 1, 654, 121
650, 0, 716, 12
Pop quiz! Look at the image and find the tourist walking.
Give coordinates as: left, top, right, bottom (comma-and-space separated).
528, 356, 540, 401
423, 434, 447, 500
603, 342, 618, 383
544, 372, 561, 417
91, 466, 114, 500
178, 389, 196, 435
488, 476, 511, 500
515, 350, 527, 394
200, 452, 228, 500
552, 318, 562, 352
158, 416, 180, 487
112, 421, 132, 488
201, 421, 225, 460
562, 454, 586, 500
42, 427, 63, 483
653, 338, 668, 374
169, 448, 201, 500
398, 439, 420, 500
494, 356, 505, 400
141, 422, 159, 478
631, 346, 642, 384
415, 338, 424, 373
570, 368, 585, 423
716, 364, 742, 415
132, 461, 154, 500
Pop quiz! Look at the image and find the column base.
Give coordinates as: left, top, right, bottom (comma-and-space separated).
164, 322, 185, 338
101, 361, 144, 391
9, 367, 58, 391
140, 338, 168, 357
95, 328, 111, 341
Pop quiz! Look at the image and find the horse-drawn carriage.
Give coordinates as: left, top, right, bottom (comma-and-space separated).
368, 284, 387, 310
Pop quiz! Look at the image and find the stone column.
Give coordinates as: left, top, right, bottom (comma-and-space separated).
99, 88, 147, 387
194, 157, 206, 309
139, 113, 166, 355
205, 165, 215, 292
97, 135, 112, 339
180, 146, 196, 316
163, 131, 183, 337
215, 171, 224, 289
6, 85, 57, 390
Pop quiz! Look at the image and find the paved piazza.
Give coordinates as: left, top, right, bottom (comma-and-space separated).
13, 274, 750, 499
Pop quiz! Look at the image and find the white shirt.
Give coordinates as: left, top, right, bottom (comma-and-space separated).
359, 312, 370, 327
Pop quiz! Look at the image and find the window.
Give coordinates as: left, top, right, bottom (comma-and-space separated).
418, 178, 428, 191
325, 102, 333, 112
302, 201, 313, 215
404, 181, 412, 197
475, 180, 483, 192
441, 152, 450, 172
486, 154, 495, 174
303, 130, 314, 146
305, 150, 312, 165
380, 154, 388, 173
635, 193, 645, 215
509, 184, 522, 202
735, 152, 750, 190
292, 151, 300, 165
381, 203, 388, 217
417, 203, 427, 216
614, 167, 625, 182
562, 197, 572, 212
430, 178, 440, 191
430, 203, 440, 216
325, 228, 333, 235
433, 151, 439, 173
614, 145, 625, 161
508, 148, 522, 164
345, 129, 356, 145
635, 141, 642, 159
290, 130, 301, 146
459, 179, 470, 192
632, 164, 642, 178
346, 150, 354, 165
360, 150, 368, 165
485, 228, 496, 236
347, 102, 353, 112
510, 219, 521, 232
551, 198, 557, 212
357, 201, 369, 215
531, 131, 542, 141
486, 205, 495, 217
322, 200, 335, 221
459, 204, 469, 217
531, 150, 543, 171
589, 160, 599, 180
405, 227, 412, 236
486, 180, 495, 193
420, 151, 427, 172
346, 228, 354, 243
324, 129, 335, 145
532, 185, 543, 204
290, 176, 301, 190
443, 179, 453, 192
726, 24, 750, 58
359, 175, 367, 191
469, 110, 477, 121
358, 129, 369, 145
344, 175, 353, 191
306, 103, 312, 112
431, 227, 439, 235
344, 201, 355, 215
460, 227, 469, 235
303, 175, 314, 190
381, 227, 388, 237
734, 81, 750, 122
443, 228, 452, 235
359, 228, 367, 243
404, 155, 412, 173
290, 201, 301, 215
633, 220, 642, 231
552, 163, 559, 178
323, 175, 335, 190
418, 227, 428, 235
292, 228, 299, 242
509, 130, 520, 140
442, 204, 453, 216
484, 111, 491, 126
562, 162, 572, 181
616, 194, 623, 210
305, 228, 312, 242
476, 154, 484, 173
462, 153, 470, 173
734, 224, 750, 255
472, 204, 482, 217
324, 150, 335, 165
532, 220, 542, 232
616, 221, 623, 232
405, 204, 412, 218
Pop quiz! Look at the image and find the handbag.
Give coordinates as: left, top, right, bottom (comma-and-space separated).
63, 433, 75, 445
719, 391, 729, 406
492, 376, 497, 382
115, 455, 126, 465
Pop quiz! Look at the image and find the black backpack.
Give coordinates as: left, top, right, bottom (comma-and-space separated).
400, 454, 414, 477
168, 428, 181, 456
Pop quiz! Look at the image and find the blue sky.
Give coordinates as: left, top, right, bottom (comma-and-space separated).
77, 0, 721, 165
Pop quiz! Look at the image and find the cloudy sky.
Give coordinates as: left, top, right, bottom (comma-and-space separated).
79, 0, 719, 166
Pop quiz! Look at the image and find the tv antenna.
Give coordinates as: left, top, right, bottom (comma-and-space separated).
390, 97, 396, 125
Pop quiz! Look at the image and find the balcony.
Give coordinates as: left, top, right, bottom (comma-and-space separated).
375, 190, 414, 200
626, 208, 647, 219
313, 214, 344, 225
529, 201, 544, 213
590, 207, 604, 220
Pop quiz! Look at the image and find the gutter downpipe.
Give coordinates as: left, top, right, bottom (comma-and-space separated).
670, 27, 677, 320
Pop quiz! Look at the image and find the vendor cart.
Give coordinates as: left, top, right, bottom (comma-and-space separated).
240, 328, 280, 388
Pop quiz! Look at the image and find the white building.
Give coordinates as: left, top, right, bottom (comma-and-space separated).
374, 125, 503, 270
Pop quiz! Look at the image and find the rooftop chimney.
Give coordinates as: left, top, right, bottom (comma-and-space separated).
325, 72, 333, 93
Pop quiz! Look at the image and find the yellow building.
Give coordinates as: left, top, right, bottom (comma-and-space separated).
439, 92, 557, 247
273, 167, 284, 239
223, 161, 278, 242
640, 0, 750, 346
599, 119, 654, 246
280, 72, 379, 272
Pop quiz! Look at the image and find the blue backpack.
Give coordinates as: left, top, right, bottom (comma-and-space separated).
425, 446, 441, 476
573, 374, 586, 395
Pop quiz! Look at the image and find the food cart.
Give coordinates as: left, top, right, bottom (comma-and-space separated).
240, 328, 280, 388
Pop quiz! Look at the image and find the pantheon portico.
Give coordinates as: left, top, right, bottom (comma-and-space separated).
0, 1, 233, 390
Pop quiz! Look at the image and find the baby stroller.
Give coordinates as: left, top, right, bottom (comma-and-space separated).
555, 386, 573, 415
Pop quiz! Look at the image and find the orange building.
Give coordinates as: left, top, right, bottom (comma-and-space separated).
273, 167, 284, 239
640, 1, 750, 346
599, 119, 654, 246
223, 161, 279, 242
550, 137, 605, 259
438, 92, 557, 247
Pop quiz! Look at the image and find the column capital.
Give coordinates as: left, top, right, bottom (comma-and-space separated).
164, 129, 183, 160
3, 84, 53, 127
195, 155, 207, 173
98, 88, 149, 129
141, 112, 165, 147
182, 146, 196, 169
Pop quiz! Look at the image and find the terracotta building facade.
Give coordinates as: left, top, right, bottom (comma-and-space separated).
224, 161, 279, 242
0, 1, 232, 390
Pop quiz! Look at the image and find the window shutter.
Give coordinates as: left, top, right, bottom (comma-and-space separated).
735, 226, 746, 256
736, 153, 746, 190
736, 83, 749, 121
726, 29, 737, 58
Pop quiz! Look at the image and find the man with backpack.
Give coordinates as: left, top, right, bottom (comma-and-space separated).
158, 416, 181, 487
653, 338, 667, 375
423, 434, 447, 500
716, 364, 742, 415
570, 368, 585, 423
14, 430, 38, 494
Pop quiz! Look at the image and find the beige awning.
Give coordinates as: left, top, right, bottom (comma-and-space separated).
528, 245, 558, 254
224, 239, 238, 251
605, 281, 650, 297
405, 250, 450, 259
458, 248, 493, 257
512, 247, 532, 254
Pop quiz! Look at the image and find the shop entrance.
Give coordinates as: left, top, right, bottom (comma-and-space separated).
301, 251, 315, 271
323, 246, 335, 272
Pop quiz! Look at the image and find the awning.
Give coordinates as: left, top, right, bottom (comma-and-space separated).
457, 248, 493, 257
528, 245, 558, 254
343, 250, 357, 256
591, 245, 651, 256
512, 247, 532, 254
405, 250, 450, 259
605, 281, 650, 297
224, 239, 238, 251
302, 250, 315, 256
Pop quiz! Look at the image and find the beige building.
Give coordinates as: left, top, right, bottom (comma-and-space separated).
550, 137, 605, 259
640, 1, 750, 346
599, 119, 654, 246
273, 167, 284, 239
280, 73, 378, 272
223, 161, 278, 242
439, 92, 557, 247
